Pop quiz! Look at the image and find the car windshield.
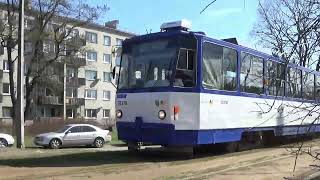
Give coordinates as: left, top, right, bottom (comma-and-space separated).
118, 35, 197, 89
55, 125, 71, 133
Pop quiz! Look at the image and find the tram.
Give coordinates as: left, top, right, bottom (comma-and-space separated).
115, 20, 320, 151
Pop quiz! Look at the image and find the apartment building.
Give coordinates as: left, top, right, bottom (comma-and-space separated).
0, 6, 135, 126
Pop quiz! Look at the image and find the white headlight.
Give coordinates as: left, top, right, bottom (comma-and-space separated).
158, 110, 166, 120
116, 110, 123, 118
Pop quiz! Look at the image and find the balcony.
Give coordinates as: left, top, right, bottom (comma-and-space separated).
64, 56, 86, 67
66, 98, 85, 106
38, 96, 62, 105
66, 77, 86, 87
66, 36, 86, 47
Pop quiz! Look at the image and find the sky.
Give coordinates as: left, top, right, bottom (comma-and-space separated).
93, 0, 261, 50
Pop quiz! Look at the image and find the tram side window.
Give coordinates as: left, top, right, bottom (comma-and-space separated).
202, 43, 237, 91
174, 49, 196, 87
302, 72, 314, 100
286, 68, 302, 98
240, 53, 263, 94
265, 61, 285, 96
315, 76, 320, 101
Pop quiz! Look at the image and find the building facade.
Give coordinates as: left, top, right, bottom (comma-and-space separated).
0, 8, 134, 126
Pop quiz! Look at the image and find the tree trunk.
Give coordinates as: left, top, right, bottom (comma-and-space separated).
7, 47, 17, 135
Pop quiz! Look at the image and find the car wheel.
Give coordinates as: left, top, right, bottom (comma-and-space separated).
94, 137, 104, 148
0, 138, 8, 148
49, 139, 61, 149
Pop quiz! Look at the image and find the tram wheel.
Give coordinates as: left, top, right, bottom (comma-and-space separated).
127, 142, 141, 153
225, 142, 240, 153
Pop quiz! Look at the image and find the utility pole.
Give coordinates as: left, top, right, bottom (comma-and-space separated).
16, 0, 25, 148
63, 62, 66, 120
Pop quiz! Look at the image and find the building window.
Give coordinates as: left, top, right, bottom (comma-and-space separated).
66, 67, 76, 77
24, 19, 29, 29
85, 89, 97, 99
202, 42, 237, 91
3, 60, 9, 72
103, 109, 110, 118
104, 36, 111, 46
3, 83, 10, 95
67, 28, 79, 37
43, 40, 55, 53
85, 109, 97, 118
103, 54, 111, 64
103, 72, 111, 82
45, 88, 53, 96
103, 90, 111, 100
2, 107, 12, 118
24, 42, 33, 53
66, 109, 75, 118
116, 38, 123, 46
66, 88, 77, 98
240, 52, 264, 94
85, 32, 97, 44
115, 56, 121, 66
85, 70, 97, 80
86, 51, 97, 61
40, 107, 46, 117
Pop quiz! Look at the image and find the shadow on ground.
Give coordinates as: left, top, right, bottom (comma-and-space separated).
0, 135, 315, 168
0, 146, 230, 168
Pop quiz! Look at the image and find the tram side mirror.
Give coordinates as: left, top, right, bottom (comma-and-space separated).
112, 67, 116, 79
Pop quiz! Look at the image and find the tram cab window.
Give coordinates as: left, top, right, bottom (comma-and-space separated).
302, 72, 314, 100
265, 61, 285, 96
174, 49, 196, 87
202, 43, 237, 91
240, 53, 263, 94
286, 67, 302, 98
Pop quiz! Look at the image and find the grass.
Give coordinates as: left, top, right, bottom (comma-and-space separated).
110, 129, 126, 145
12, 135, 34, 147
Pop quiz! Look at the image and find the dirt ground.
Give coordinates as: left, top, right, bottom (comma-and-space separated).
0, 141, 319, 180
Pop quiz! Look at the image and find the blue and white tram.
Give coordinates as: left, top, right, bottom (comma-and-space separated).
115, 20, 320, 150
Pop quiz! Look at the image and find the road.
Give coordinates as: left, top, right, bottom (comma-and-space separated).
0, 140, 319, 180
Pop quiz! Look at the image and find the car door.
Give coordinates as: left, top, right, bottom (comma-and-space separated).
80, 126, 97, 145
62, 126, 82, 146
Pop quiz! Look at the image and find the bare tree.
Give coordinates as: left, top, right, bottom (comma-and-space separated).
0, 0, 108, 132
252, 0, 320, 68
250, 0, 320, 172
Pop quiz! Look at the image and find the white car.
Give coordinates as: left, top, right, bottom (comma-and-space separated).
0, 133, 15, 148
34, 124, 112, 149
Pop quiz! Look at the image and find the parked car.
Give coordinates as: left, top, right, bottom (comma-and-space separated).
34, 124, 112, 149
0, 133, 15, 148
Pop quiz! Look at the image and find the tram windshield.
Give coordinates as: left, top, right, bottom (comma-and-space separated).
118, 35, 196, 89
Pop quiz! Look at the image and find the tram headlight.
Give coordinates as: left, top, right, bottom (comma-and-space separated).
116, 110, 123, 118
158, 110, 166, 120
